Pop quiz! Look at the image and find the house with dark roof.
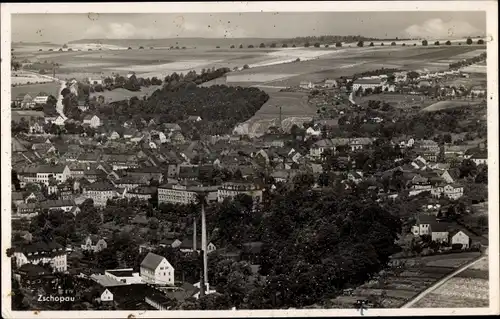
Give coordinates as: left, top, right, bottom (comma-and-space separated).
140, 252, 175, 285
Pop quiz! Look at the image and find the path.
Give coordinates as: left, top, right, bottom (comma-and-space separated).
23, 70, 67, 119
55, 80, 67, 120
402, 254, 487, 308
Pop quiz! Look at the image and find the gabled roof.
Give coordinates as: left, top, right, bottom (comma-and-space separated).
140, 252, 166, 270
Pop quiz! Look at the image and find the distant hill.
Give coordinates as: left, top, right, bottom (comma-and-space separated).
68, 37, 287, 49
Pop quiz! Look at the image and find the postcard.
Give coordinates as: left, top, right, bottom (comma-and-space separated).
1, 1, 498, 318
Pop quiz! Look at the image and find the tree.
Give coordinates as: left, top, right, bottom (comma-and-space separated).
422, 39, 428, 46
391, 42, 396, 46
248, 44, 254, 48
313, 43, 320, 48
357, 41, 364, 47
282, 44, 288, 48
230, 45, 235, 49
369, 42, 374, 47
259, 43, 266, 48
335, 42, 342, 47
270, 43, 277, 48
407, 71, 420, 80
477, 39, 485, 45
304, 42, 310, 48
239, 44, 243, 49
445, 40, 452, 45
434, 41, 440, 45
466, 38, 473, 45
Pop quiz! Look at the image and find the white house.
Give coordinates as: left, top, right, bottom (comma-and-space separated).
451, 230, 472, 249
33, 95, 49, 105
305, 127, 321, 137
324, 79, 338, 88
83, 115, 101, 128
17, 164, 71, 186
54, 116, 67, 126
88, 78, 103, 85
140, 252, 175, 286
299, 81, 315, 89
99, 289, 114, 302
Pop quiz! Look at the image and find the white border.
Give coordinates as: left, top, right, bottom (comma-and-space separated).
1, 2, 498, 318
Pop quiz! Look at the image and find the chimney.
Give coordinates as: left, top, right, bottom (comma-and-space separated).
193, 217, 197, 251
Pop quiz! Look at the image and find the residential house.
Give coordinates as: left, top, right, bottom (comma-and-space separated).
77, 100, 89, 112
352, 78, 382, 92
40, 199, 78, 213
178, 238, 217, 254
82, 181, 117, 207
305, 126, 322, 137
81, 235, 108, 253
470, 86, 486, 97
140, 252, 175, 286
431, 183, 464, 200
471, 152, 487, 166
170, 131, 185, 144
310, 139, 333, 157
33, 95, 49, 105
88, 78, 103, 85
29, 120, 45, 134
299, 81, 315, 89
324, 79, 338, 88
53, 115, 67, 126
218, 182, 263, 204
109, 131, 120, 140
187, 116, 202, 122
12, 241, 67, 272
451, 230, 473, 249
15, 94, 35, 108
115, 175, 149, 191
17, 164, 71, 187
163, 123, 182, 132
83, 114, 101, 128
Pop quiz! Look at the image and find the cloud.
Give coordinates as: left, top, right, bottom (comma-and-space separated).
404, 18, 483, 39
83, 20, 248, 39
84, 22, 162, 39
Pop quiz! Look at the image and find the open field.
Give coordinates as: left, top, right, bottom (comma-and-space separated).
14, 44, 484, 85
421, 100, 483, 112
89, 86, 162, 103
356, 94, 434, 109
233, 90, 315, 136
11, 82, 60, 98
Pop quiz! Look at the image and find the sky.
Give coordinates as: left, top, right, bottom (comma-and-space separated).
12, 12, 486, 43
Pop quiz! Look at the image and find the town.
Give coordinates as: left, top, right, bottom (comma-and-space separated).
8, 13, 490, 312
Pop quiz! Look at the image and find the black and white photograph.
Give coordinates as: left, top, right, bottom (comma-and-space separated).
1, 2, 498, 318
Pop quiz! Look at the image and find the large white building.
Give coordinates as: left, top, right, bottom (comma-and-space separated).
157, 181, 218, 205
17, 165, 71, 187
82, 182, 118, 207
352, 78, 383, 92
431, 183, 464, 200
13, 242, 67, 273
140, 252, 175, 286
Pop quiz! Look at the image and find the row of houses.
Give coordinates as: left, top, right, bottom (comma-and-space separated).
12, 93, 50, 109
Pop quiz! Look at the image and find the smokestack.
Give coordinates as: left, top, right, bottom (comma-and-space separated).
201, 198, 208, 288
193, 217, 197, 251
